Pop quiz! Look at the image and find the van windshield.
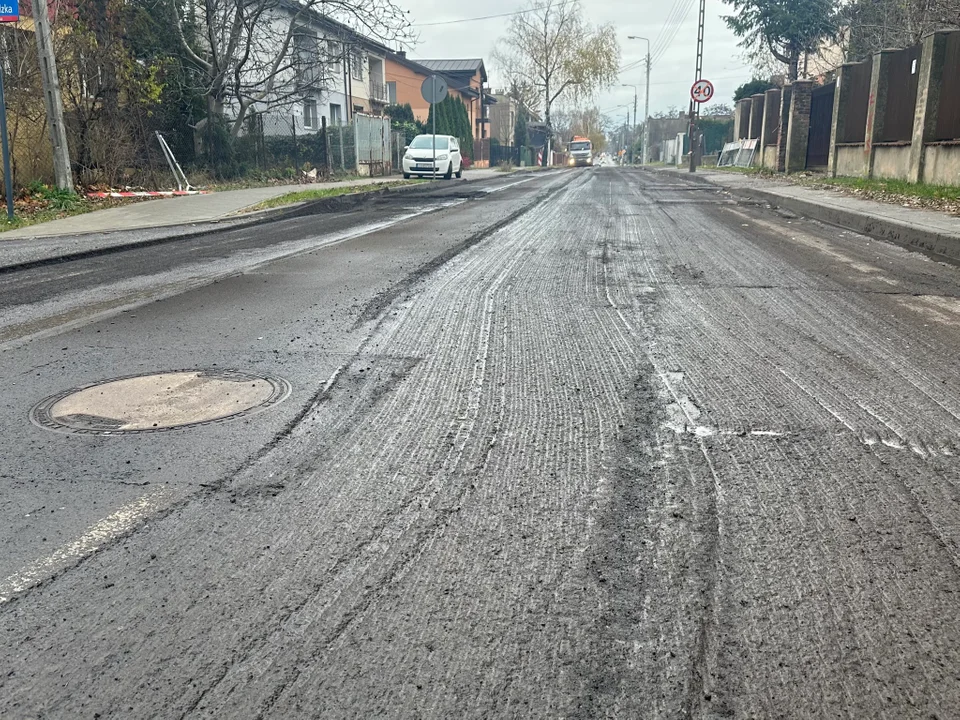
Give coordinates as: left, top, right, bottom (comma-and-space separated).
409, 136, 449, 150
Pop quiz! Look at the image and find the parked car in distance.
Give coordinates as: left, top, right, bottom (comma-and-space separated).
403, 135, 463, 179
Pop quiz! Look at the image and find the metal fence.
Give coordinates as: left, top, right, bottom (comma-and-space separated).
807, 82, 836, 167
839, 58, 872, 144
880, 45, 921, 142
936, 33, 960, 140
763, 89, 782, 146
242, 112, 358, 177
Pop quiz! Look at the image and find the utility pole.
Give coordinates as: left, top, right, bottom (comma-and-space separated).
688, 0, 706, 173
32, 0, 74, 192
621, 84, 638, 163
643, 50, 651, 165
627, 36, 652, 165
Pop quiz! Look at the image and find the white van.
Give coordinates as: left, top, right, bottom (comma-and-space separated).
402, 135, 463, 179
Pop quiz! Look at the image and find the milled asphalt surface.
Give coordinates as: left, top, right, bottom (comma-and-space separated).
3, 167, 960, 717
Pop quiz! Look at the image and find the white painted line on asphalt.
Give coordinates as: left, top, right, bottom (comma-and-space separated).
0, 486, 179, 604
480, 176, 539, 194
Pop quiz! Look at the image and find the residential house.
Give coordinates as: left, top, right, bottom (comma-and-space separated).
254, 4, 393, 137
383, 51, 474, 123
414, 59, 496, 149
488, 93, 518, 146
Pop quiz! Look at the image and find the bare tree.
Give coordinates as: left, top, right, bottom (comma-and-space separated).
172, 0, 412, 137
847, 0, 960, 59
493, 0, 619, 147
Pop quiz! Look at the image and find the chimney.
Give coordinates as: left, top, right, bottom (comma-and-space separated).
397, 50, 406, 59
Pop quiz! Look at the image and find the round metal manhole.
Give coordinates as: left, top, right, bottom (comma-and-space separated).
31, 369, 291, 435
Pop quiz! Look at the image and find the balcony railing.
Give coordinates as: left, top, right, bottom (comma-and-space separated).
370, 79, 389, 104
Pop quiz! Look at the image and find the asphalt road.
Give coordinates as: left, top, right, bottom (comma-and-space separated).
3, 167, 960, 718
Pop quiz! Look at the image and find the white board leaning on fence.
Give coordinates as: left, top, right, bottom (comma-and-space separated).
718, 139, 758, 168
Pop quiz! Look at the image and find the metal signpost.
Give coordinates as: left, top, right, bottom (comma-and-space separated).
688, 0, 706, 173
421, 74, 448, 180
0, 0, 19, 220
689, 79, 714, 173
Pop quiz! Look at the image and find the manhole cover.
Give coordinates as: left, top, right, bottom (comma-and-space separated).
31, 369, 291, 434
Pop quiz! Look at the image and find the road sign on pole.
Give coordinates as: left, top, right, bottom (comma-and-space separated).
421, 74, 448, 181
690, 79, 714, 104
420, 74, 448, 105
0, 0, 17, 22
0, 4, 18, 220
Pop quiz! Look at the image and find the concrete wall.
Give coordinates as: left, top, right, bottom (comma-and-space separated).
762, 146, 778, 169
872, 145, 913, 180
835, 145, 866, 177
922, 145, 960, 185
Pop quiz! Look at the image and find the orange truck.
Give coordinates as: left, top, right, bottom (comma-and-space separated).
568, 136, 594, 167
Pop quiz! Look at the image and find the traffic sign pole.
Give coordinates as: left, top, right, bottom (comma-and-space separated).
0, 1, 18, 219
0, 66, 14, 221
420, 74, 448, 181
688, 0, 706, 173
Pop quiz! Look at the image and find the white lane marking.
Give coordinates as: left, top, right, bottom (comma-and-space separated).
0, 487, 178, 604
480, 176, 539, 194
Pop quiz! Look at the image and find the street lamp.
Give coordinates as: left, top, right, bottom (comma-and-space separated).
621, 84, 638, 164
627, 35, 651, 165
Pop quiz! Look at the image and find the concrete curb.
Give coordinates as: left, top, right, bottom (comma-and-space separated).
0, 180, 438, 275
660, 169, 960, 263
725, 185, 960, 261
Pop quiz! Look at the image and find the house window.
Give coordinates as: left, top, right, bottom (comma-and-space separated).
327, 41, 341, 74
351, 51, 363, 81
387, 81, 397, 105
293, 30, 319, 88
329, 103, 342, 125
303, 98, 318, 129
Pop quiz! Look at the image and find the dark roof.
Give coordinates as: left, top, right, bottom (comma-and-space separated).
415, 59, 487, 83
416, 59, 484, 73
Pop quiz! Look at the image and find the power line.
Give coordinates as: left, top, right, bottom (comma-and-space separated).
650, 0, 693, 62
651, 0, 696, 65
413, 5, 548, 28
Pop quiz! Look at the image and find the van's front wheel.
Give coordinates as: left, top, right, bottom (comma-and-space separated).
444, 163, 453, 180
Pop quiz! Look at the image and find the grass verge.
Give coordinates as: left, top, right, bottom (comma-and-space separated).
0, 185, 141, 235
813, 176, 960, 202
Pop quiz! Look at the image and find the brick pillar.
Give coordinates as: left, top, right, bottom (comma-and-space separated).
785, 81, 814, 173
829, 64, 856, 177
864, 49, 897, 178
908, 31, 951, 183
749, 93, 766, 140
736, 98, 752, 140
776, 85, 793, 172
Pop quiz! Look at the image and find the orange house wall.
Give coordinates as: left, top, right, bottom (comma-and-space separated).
385, 58, 468, 123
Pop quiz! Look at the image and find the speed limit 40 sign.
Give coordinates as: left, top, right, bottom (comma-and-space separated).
691, 79, 715, 103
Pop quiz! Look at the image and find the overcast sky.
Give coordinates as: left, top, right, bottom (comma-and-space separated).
398, 0, 755, 126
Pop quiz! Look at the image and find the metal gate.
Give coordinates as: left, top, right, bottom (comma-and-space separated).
354, 113, 392, 176
806, 82, 835, 168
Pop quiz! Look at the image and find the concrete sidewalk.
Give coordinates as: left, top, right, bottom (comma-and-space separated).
2, 177, 405, 240
658, 167, 960, 261
0, 169, 501, 272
